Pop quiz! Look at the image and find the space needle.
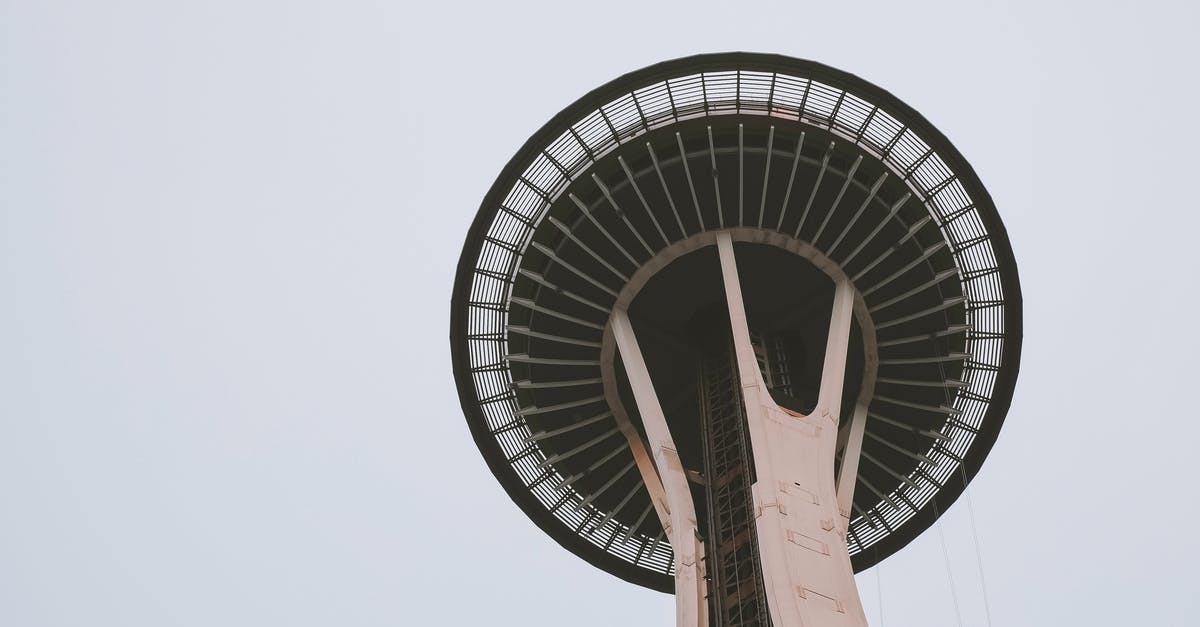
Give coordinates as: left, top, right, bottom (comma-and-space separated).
450, 53, 1022, 626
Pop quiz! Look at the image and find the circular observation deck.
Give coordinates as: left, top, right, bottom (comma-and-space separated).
450, 53, 1022, 593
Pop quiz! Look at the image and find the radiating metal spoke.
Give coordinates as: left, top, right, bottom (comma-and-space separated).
860, 476, 903, 512
518, 269, 611, 315
506, 353, 600, 367
586, 439, 631, 472
864, 429, 934, 465
597, 482, 644, 530
776, 132, 806, 231
847, 525, 866, 552
875, 395, 961, 416
708, 126, 725, 228
506, 325, 602, 348
509, 296, 605, 331
876, 376, 968, 390
618, 156, 670, 246
513, 377, 603, 390
622, 503, 655, 545
868, 411, 953, 443
676, 132, 705, 232
517, 395, 606, 417
840, 192, 911, 267
861, 241, 949, 294
874, 296, 967, 330
856, 503, 894, 532
537, 427, 621, 469
738, 124, 745, 225
876, 324, 970, 348
647, 141, 687, 238
591, 173, 654, 257
852, 215, 932, 282
574, 459, 637, 511
827, 171, 888, 257
879, 351, 969, 365
525, 410, 613, 442
853, 503, 878, 530
813, 154, 863, 243
552, 472, 582, 492
796, 140, 835, 237
530, 241, 619, 298
861, 450, 921, 490
646, 530, 666, 558
568, 193, 640, 267
547, 216, 630, 283
758, 126, 775, 228
868, 268, 958, 313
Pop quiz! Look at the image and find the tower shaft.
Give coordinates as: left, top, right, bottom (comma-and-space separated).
612, 232, 871, 626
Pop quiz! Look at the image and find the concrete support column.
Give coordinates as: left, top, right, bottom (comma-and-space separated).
611, 309, 709, 627
716, 232, 869, 627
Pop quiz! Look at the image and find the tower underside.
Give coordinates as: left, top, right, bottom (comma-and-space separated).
611, 231, 874, 626
450, 53, 1023, 626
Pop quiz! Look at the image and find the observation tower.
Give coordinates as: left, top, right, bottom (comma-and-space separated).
450, 53, 1022, 626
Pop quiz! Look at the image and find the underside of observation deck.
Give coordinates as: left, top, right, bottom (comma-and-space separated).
450, 53, 1022, 594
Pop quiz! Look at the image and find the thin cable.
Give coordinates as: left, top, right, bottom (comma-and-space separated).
962, 481, 994, 626
933, 501, 964, 627
874, 545, 884, 627
930, 330, 966, 627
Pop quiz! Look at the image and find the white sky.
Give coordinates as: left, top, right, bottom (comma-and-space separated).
2, 1, 1198, 625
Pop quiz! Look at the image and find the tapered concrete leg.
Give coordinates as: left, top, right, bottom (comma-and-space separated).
835, 399, 870, 533
611, 309, 709, 627
716, 232, 869, 627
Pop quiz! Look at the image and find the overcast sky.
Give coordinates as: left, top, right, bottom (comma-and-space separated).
3, 1, 1198, 625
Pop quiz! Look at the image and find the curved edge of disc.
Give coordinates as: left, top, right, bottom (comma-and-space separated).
449, 51, 1023, 586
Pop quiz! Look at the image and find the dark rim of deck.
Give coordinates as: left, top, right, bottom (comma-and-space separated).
449, 52, 1022, 593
